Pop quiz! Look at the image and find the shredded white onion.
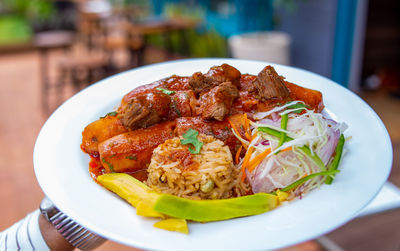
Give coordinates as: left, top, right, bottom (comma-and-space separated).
253, 101, 304, 120
235, 101, 346, 196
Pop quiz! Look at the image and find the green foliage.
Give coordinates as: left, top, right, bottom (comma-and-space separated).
150, 1, 227, 58
0, 16, 32, 45
186, 29, 228, 57
3, 0, 55, 20
163, 2, 205, 20
0, 0, 56, 45
146, 29, 228, 58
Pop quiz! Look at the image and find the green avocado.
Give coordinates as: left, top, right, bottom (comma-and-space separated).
154, 192, 278, 222
98, 173, 278, 223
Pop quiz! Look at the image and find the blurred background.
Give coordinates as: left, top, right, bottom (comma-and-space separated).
0, 0, 399, 250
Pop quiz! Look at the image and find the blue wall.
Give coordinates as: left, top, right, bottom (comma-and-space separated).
275, 0, 338, 79
152, 0, 359, 87
331, 0, 358, 87
152, 0, 273, 36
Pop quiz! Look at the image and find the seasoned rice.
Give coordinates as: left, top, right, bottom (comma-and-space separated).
146, 134, 244, 199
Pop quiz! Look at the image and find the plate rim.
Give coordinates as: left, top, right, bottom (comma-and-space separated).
33, 58, 393, 250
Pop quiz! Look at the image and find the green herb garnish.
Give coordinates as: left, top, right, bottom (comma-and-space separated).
325, 134, 345, 184
170, 99, 182, 117
286, 103, 309, 113
258, 126, 326, 170
101, 157, 114, 172
181, 129, 203, 154
297, 145, 326, 171
126, 155, 137, 160
157, 87, 175, 95
280, 170, 340, 192
278, 113, 289, 148
258, 127, 292, 139
100, 111, 117, 119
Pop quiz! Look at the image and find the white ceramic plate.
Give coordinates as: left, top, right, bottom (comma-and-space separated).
34, 59, 392, 250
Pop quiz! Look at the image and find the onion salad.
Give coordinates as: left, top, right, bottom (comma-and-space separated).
230, 101, 347, 200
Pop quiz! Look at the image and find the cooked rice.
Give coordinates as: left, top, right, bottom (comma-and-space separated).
146, 134, 244, 199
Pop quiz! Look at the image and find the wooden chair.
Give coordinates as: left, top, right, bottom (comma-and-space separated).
56, 47, 109, 92
34, 30, 75, 114
126, 17, 200, 62
55, 4, 112, 92
102, 32, 145, 70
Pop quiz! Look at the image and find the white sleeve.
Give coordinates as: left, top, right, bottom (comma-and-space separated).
0, 209, 50, 251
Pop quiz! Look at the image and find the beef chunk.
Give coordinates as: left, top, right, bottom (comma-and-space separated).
167, 90, 196, 119
189, 64, 241, 94
188, 72, 218, 94
250, 66, 290, 100
195, 82, 239, 121
205, 64, 241, 87
120, 92, 171, 130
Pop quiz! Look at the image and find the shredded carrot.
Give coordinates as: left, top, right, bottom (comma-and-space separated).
241, 147, 254, 181
244, 113, 250, 132
245, 131, 251, 141
243, 113, 252, 140
228, 119, 248, 149
248, 148, 272, 172
228, 119, 241, 139
280, 146, 293, 153
248, 146, 293, 172
235, 145, 243, 165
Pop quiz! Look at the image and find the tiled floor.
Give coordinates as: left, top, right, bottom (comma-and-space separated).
0, 50, 398, 250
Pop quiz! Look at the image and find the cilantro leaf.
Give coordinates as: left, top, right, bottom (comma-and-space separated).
180, 129, 203, 154
156, 87, 175, 95
170, 99, 182, 117
125, 155, 137, 160
100, 111, 117, 119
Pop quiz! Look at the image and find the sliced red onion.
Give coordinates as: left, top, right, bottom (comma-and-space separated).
259, 118, 281, 128
271, 112, 280, 122
319, 123, 341, 165
326, 119, 347, 133
247, 152, 302, 193
261, 140, 270, 146
247, 110, 346, 195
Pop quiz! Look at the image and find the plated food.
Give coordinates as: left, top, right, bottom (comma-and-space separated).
34, 59, 392, 249
80, 63, 346, 233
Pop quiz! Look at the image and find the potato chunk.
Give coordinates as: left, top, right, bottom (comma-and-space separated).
98, 121, 176, 173
81, 115, 128, 156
